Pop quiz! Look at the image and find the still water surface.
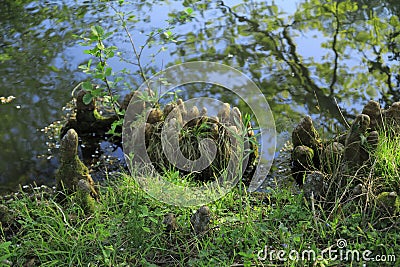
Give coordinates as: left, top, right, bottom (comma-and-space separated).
0, 0, 399, 192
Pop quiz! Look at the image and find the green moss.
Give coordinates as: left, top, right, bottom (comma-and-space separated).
56, 156, 90, 191
56, 129, 99, 213
76, 190, 96, 214
293, 145, 314, 167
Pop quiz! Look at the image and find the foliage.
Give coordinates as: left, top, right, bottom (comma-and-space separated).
372, 129, 400, 192
2, 0, 400, 191
0, 241, 13, 264
0, 0, 113, 193
75, 1, 194, 137
2, 0, 400, 265
0, 174, 398, 266
77, 24, 124, 136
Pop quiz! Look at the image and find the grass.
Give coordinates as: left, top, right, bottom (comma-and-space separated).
372, 129, 400, 192
1, 122, 400, 266
1, 169, 399, 266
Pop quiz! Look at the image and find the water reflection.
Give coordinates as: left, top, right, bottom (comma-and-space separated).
0, 0, 399, 192
0, 0, 109, 192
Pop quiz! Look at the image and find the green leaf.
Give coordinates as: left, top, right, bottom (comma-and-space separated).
96, 42, 105, 50
354, 31, 370, 42
164, 30, 173, 39
93, 73, 104, 79
185, 7, 193, 15
0, 53, 11, 62
0, 241, 11, 249
127, 15, 137, 22
92, 87, 104, 97
366, 86, 378, 98
91, 26, 99, 37
270, 4, 278, 15
238, 25, 251, 36
48, 65, 60, 72
389, 15, 399, 27
83, 49, 93, 55
105, 67, 112, 77
108, 119, 123, 135
140, 206, 149, 217
92, 25, 104, 37
105, 48, 115, 58
238, 251, 253, 258
142, 227, 151, 233
96, 62, 104, 72
103, 32, 113, 40
95, 25, 105, 37
149, 216, 158, 223
82, 93, 94, 105
82, 81, 93, 91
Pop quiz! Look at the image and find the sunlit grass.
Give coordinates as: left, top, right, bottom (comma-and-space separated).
2, 123, 400, 266
372, 129, 400, 192
1, 169, 398, 266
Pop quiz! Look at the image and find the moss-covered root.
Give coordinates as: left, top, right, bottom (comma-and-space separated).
56, 129, 99, 208
190, 206, 211, 234
75, 179, 97, 214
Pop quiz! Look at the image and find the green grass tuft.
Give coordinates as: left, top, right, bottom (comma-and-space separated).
372, 130, 400, 193
0, 170, 398, 266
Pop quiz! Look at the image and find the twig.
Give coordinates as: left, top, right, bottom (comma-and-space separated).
334, 97, 350, 129
328, 5, 340, 95
110, 4, 150, 88
98, 43, 122, 116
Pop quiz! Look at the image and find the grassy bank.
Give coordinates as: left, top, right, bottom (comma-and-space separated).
0, 171, 398, 266
1, 127, 400, 266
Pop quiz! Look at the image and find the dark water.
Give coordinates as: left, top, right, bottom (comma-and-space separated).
0, 0, 399, 193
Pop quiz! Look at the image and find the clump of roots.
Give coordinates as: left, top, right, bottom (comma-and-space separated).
125, 92, 258, 186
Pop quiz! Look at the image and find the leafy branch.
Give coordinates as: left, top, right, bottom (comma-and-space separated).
75, 1, 190, 136
79, 25, 120, 112
109, 2, 187, 87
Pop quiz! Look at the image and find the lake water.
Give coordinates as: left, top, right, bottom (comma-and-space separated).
0, 0, 399, 193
